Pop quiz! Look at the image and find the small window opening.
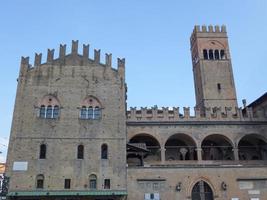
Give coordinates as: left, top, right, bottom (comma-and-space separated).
209, 49, 214, 60
104, 179, 110, 189
36, 174, 44, 189
88, 107, 94, 119
80, 106, 87, 119
39, 144, 46, 159
203, 49, 208, 60
89, 174, 97, 189
101, 144, 108, 159
64, 179, 71, 189
40, 105, 46, 118
46, 105, 53, 118
220, 50, 225, 59
53, 105, 59, 118
94, 107, 101, 119
214, 49, 220, 60
77, 145, 84, 159
217, 83, 221, 90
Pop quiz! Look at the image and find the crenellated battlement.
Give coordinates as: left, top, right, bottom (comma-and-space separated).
126, 106, 267, 122
20, 40, 125, 71
190, 25, 227, 45
193, 25, 226, 33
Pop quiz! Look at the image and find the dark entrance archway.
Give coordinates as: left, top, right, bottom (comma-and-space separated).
238, 134, 267, 160
191, 180, 214, 200
129, 134, 161, 162
201, 134, 234, 160
165, 134, 197, 161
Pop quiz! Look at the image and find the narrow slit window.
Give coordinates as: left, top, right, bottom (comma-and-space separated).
77, 145, 84, 159
203, 49, 208, 60
40, 105, 46, 118
101, 144, 108, 159
80, 106, 87, 119
217, 83, 221, 90
46, 105, 53, 118
88, 107, 94, 119
209, 49, 214, 60
53, 105, 59, 118
39, 144, 46, 159
220, 50, 225, 59
94, 107, 101, 119
214, 50, 220, 60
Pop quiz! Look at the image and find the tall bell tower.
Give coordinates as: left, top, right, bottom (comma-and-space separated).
190, 25, 238, 110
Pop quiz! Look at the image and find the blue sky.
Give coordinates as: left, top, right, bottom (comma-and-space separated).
0, 0, 267, 162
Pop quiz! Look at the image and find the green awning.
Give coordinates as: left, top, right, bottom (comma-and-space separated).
8, 190, 127, 197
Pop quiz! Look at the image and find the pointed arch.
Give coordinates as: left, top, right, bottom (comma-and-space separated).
80, 96, 102, 119
187, 177, 217, 200
38, 94, 61, 119
191, 180, 214, 200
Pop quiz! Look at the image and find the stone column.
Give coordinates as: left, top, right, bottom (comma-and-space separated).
160, 147, 166, 164
196, 148, 202, 161
233, 148, 239, 161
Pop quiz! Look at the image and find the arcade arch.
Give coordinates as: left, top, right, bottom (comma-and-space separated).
165, 134, 197, 161
238, 134, 267, 160
201, 134, 234, 160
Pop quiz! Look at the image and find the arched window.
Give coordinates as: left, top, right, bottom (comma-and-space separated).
36, 174, 44, 189
80, 96, 102, 120
192, 180, 214, 200
203, 49, 208, 60
40, 105, 46, 118
89, 174, 97, 189
77, 145, 84, 159
88, 106, 94, 119
94, 106, 101, 119
46, 105, 53, 118
80, 106, 87, 119
53, 105, 59, 118
39, 144, 46, 159
208, 49, 214, 60
220, 50, 225, 59
38, 95, 60, 119
214, 50, 220, 60
101, 144, 108, 159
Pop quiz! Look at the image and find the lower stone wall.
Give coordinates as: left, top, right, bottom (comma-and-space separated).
127, 166, 267, 200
